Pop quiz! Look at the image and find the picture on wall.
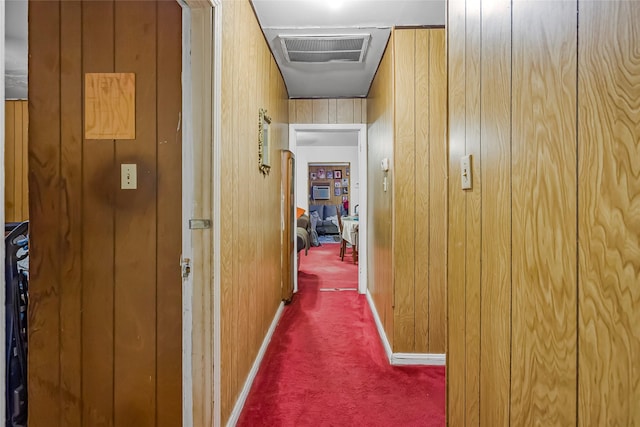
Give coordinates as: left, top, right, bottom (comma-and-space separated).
334, 181, 341, 188
334, 188, 341, 196
310, 172, 317, 180
342, 196, 348, 202
327, 170, 334, 179
342, 178, 349, 186
343, 187, 348, 194
317, 168, 326, 179
334, 170, 342, 179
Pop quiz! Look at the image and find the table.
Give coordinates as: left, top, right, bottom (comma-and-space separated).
341, 217, 359, 263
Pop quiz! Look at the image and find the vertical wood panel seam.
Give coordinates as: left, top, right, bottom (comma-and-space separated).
57, 2, 63, 424
155, 2, 159, 425
463, 2, 468, 423
575, 1, 580, 424
80, 2, 85, 424
508, 1, 513, 424
426, 32, 432, 351
412, 30, 417, 352
478, 5, 483, 424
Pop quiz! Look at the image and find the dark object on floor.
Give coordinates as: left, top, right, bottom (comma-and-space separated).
5, 221, 29, 427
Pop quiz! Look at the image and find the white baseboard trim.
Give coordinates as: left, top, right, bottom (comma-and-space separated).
366, 290, 393, 364
226, 302, 285, 427
366, 290, 445, 367
392, 352, 446, 366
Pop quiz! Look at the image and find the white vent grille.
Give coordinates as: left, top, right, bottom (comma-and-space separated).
279, 35, 371, 64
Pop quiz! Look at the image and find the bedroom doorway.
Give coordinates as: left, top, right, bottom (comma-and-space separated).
289, 124, 368, 294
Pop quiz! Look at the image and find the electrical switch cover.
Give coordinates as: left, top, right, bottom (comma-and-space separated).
460, 155, 472, 190
121, 164, 137, 189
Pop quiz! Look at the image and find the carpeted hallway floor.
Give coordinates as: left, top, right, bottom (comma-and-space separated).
237, 244, 446, 426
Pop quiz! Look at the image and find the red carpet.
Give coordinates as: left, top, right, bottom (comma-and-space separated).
237, 244, 446, 426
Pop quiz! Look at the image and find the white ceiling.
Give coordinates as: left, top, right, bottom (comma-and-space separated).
251, 0, 445, 98
4, 0, 446, 100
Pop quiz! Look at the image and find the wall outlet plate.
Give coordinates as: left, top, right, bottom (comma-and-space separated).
461, 155, 472, 190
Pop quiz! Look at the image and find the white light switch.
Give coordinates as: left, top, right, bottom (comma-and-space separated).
121, 164, 137, 189
460, 155, 472, 190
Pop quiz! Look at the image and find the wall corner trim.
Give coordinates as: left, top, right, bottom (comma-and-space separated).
366, 290, 394, 363
226, 302, 285, 427
366, 290, 446, 366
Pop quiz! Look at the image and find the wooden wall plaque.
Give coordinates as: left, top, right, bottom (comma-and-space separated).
85, 73, 136, 139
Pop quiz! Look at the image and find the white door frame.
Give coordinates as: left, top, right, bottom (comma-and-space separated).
180, 0, 222, 426
289, 123, 368, 295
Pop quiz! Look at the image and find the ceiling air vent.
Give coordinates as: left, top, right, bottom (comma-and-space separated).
279, 35, 371, 64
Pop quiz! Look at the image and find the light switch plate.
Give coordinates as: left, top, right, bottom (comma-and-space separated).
461, 155, 472, 190
121, 164, 137, 189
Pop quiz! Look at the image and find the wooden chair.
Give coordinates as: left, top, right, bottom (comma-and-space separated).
336, 205, 347, 260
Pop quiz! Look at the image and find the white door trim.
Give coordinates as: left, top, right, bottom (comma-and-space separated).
180, 0, 221, 425
288, 123, 368, 295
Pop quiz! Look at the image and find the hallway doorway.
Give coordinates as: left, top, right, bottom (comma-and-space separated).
289, 124, 368, 294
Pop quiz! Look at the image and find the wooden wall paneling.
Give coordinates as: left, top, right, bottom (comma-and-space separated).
578, 2, 640, 425
328, 98, 337, 123
511, 1, 578, 425
427, 29, 447, 354
113, 2, 157, 425
353, 98, 363, 125
312, 99, 329, 123
393, 29, 416, 353
366, 30, 395, 348
295, 99, 313, 123
336, 98, 355, 123
360, 99, 367, 123
28, 0, 62, 424
413, 30, 430, 353
59, 1, 82, 425
288, 100, 296, 124
478, 0, 512, 424
5, 102, 16, 221
81, 1, 116, 424
21, 101, 29, 219
13, 102, 24, 220
464, 0, 482, 424
446, 1, 467, 423
220, 0, 235, 420
156, 2, 183, 426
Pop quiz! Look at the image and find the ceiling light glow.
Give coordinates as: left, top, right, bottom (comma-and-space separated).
326, 0, 344, 11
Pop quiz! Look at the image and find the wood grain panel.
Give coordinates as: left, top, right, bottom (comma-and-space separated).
220, 0, 289, 422
336, 98, 355, 123
578, 2, 640, 425
28, 1, 62, 424
156, 2, 182, 426
393, 29, 416, 353
464, 1, 482, 423
295, 99, 313, 123
353, 98, 363, 125
81, 1, 116, 424
478, 1, 512, 425
367, 31, 395, 348
312, 99, 329, 123
511, 1, 578, 425
427, 29, 447, 354
59, 2, 83, 425
4, 100, 30, 222
220, 0, 236, 419
328, 98, 337, 123
446, 0, 467, 423
5, 102, 16, 221
84, 73, 136, 140
114, 2, 157, 425
414, 30, 430, 353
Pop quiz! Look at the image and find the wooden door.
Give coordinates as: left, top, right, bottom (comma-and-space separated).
282, 150, 295, 302
28, 1, 182, 425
